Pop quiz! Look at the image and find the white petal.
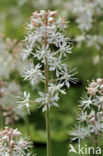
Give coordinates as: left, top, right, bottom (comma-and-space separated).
42, 105, 47, 112
24, 91, 27, 97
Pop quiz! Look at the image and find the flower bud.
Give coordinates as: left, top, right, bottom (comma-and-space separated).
50, 11, 58, 17
97, 78, 103, 84
48, 17, 54, 24
32, 11, 39, 18
100, 84, 103, 90
98, 112, 103, 117
2, 135, 8, 142
40, 10, 46, 17
61, 17, 66, 25
87, 88, 94, 95
10, 140, 15, 147
32, 19, 39, 27
89, 117, 95, 125
91, 82, 97, 88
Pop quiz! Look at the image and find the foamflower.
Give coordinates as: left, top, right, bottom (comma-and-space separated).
21, 10, 77, 112
0, 127, 34, 155
71, 79, 103, 142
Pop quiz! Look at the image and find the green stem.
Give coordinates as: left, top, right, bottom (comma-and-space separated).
11, 112, 15, 128
45, 58, 51, 156
94, 135, 98, 156
0, 105, 4, 129
98, 50, 102, 77
94, 11, 102, 77
94, 134, 98, 147
9, 135, 12, 156
25, 115, 30, 135
10, 148, 12, 156
45, 13, 51, 156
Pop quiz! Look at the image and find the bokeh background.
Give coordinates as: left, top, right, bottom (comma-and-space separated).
0, 0, 103, 155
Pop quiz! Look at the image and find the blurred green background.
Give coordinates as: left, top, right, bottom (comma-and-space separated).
0, 0, 103, 155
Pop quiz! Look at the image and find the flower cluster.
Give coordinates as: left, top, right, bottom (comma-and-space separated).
71, 78, 103, 142
0, 80, 26, 126
76, 34, 103, 50
0, 36, 26, 126
0, 36, 25, 78
0, 127, 33, 156
67, 0, 103, 53
70, 0, 103, 32
21, 10, 77, 112
86, 35, 103, 50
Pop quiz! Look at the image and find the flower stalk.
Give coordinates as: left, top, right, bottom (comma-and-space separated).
94, 134, 98, 148
21, 10, 76, 156
44, 12, 51, 156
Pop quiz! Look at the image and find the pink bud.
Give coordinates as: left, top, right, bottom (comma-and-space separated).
87, 88, 94, 95
91, 82, 97, 88
97, 78, 103, 84
99, 112, 103, 117
32, 11, 39, 18
48, 17, 54, 24
40, 10, 46, 17
100, 84, 103, 90
50, 11, 58, 17
89, 117, 95, 125
10, 140, 15, 147
2, 136, 8, 142
32, 19, 39, 27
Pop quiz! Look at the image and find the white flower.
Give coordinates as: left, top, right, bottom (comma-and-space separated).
94, 95, 103, 110
89, 120, 103, 135
17, 91, 31, 114
77, 111, 87, 123
80, 94, 92, 109
75, 35, 85, 47
58, 41, 71, 59
86, 35, 103, 50
35, 91, 59, 111
71, 125, 90, 141
21, 47, 32, 61
47, 31, 64, 47
76, 35, 85, 43
89, 110, 95, 118
49, 59, 67, 77
23, 63, 44, 85
34, 44, 55, 64
35, 45, 49, 60
56, 17, 67, 30
59, 67, 77, 88
48, 83, 66, 95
